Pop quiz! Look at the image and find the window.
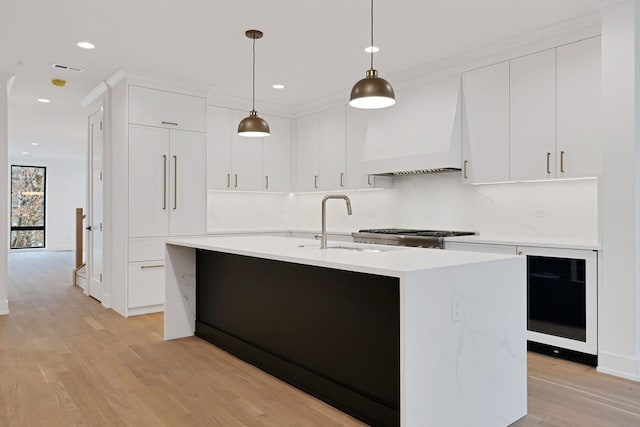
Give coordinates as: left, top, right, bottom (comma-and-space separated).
10, 165, 46, 249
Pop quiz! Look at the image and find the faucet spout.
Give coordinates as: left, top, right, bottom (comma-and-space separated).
321, 194, 353, 250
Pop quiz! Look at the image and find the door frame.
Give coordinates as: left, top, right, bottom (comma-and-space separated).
86, 107, 104, 302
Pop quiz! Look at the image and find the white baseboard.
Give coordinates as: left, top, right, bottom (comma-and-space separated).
0, 299, 9, 315
597, 351, 640, 382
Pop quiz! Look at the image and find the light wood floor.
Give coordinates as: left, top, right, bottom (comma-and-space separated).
1, 251, 639, 426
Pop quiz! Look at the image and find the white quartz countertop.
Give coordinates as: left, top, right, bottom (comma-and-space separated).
444, 235, 601, 250
166, 235, 518, 278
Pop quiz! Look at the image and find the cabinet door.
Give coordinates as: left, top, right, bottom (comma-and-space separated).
295, 113, 320, 191
231, 110, 264, 191
461, 61, 510, 184
444, 241, 517, 254
510, 49, 557, 180
128, 262, 165, 308
263, 114, 291, 192
345, 108, 380, 189
318, 105, 346, 190
129, 85, 206, 132
128, 125, 169, 238
557, 37, 601, 178
169, 130, 206, 237
207, 106, 233, 190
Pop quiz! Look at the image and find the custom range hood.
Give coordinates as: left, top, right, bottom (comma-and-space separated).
361, 74, 462, 176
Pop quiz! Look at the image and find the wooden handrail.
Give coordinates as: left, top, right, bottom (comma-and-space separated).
75, 208, 83, 269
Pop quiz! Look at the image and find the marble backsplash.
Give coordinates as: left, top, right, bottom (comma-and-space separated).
208, 173, 598, 242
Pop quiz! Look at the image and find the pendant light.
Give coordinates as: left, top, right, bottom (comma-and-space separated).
238, 29, 270, 137
349, 0, 395, 109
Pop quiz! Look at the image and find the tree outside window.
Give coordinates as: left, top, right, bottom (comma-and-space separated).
10, 165, 46, 249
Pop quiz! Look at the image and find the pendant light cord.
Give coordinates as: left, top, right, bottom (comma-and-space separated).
252, 37, 256, 111
370, 0, 374, 70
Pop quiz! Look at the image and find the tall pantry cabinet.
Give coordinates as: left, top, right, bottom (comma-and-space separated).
108, 81, 206, 317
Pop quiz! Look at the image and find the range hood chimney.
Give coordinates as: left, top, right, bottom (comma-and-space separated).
361, 74, 461, 176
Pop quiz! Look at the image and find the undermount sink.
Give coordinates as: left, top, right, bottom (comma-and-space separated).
297, 244, 399, 253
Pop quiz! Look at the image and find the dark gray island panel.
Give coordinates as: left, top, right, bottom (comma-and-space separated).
196, 250, 400, 427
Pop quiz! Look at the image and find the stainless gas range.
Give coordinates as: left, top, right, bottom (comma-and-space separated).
352, 228, 477, 249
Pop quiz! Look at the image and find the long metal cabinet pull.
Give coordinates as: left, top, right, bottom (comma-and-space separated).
463, 160, 468, 179
161, 121, 178, 126
226, 173, 231, 188
314, 175, 318, 189
560, 151, 565, 173
368, 175, 373, 186
546, 152, 551, 174
265, 175, 269, 190
173, 156, 178, 209
234, 174, 238, 188
140, 264, 165, 269
340, 172, 344, 187
162, 155, 167, 209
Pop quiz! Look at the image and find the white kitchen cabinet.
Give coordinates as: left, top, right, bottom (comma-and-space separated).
318, 105, 346, 190
345, 108, 391, 189
207, 107, 291, 192
231, 110, 264, 191
207, 106, 233, 190
107, 81, 207, 318
510, 49, 557, 181
556, 37, 601, 178
263, 114, 292, 192
129, 85, 206, 132
461, 61, 510, 184
295, 105, 346, 192
127, 261, 165, 310
295, 113, 320, 191
128, 125, 205, 237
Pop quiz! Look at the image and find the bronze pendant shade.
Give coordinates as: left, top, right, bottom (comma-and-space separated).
349, 0, 395, 109
238, 29, 270, 137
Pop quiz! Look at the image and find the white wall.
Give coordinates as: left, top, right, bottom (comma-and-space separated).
9, 156, 86, 251
208, 175, 598, 244
0, 73, 11, 315
598, 0, 640, 381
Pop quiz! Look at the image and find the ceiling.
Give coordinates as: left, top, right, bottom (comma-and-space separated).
0, 0, 613, 161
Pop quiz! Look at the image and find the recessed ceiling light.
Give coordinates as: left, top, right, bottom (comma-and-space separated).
76, 41, 95, 49
31, 142, 39, 146
272, 84, 285, 90
21, 152, 29, 155
37, 98, 50, 103
364, 46, 380, 53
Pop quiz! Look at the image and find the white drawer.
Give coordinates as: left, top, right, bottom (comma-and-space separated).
129, 85, 206, 132
444, 241, 518, 254
128, 261, 165, 309
129, 238, 166, 262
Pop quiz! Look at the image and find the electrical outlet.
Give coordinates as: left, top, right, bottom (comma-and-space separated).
452, 297, 462, 323
534, 208, 546, 218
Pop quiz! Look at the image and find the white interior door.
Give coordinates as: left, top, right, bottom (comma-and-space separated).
88, 110, 104, 301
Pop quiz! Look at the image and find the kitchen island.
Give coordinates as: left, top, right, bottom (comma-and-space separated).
164, 235, 527, 427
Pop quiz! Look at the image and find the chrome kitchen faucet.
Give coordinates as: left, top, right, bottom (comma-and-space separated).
321, 195, 352, 249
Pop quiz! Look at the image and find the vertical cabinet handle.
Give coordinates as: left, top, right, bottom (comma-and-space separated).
463, 160, 468, 179
173, 156, 177, 210
162, 155, 167, 210
234, 174, 238, 188
314, 175, 318, 189
546, 152, 551, 174
265, 175, 269, 190
367, 175, 373, 186
560, 151, 565, 173
226, 173, 231, 188
340, 172, 344, 187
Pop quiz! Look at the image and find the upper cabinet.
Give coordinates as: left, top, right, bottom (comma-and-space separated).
295, 105, 346, 192
462, 36, 601, 184
461, 61, 510, 184
345, 108, 391, 189
129, 85, 206, 132
509, 49, 557, 181
556, 37, 601, 178
207, 106, 291, 192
